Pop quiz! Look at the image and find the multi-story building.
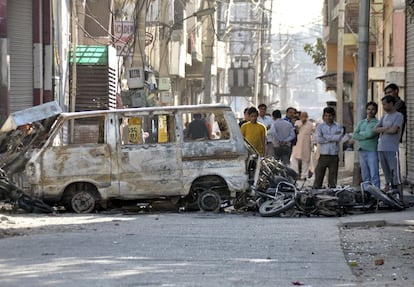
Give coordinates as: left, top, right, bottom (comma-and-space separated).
322, 0, 407, 177
0, 0, 118, 124
0, 0, 223, 120
0, 0, 57, 124
117, 0, 227, 108
223, 0, 273, 115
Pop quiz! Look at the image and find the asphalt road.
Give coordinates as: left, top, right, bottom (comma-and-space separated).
0, 212, 354, 287
0, 210, 368, 287
0, 209, 413, 287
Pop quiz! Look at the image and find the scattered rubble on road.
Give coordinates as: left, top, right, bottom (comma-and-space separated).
340, 222, 414, 285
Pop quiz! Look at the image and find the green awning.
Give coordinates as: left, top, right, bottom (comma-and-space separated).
70, 45, 108, 65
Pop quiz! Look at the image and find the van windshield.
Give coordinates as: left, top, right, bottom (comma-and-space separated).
52, 116, 106, 146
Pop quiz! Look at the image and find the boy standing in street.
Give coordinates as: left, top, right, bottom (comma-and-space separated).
241, 107, 267, 157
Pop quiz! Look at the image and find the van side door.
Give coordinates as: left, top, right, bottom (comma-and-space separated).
117, 112, 183, 198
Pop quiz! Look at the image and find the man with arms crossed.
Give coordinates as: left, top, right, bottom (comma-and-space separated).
313, 107, 344, 188
374, 95, 404, 202
351, 102, 380, 188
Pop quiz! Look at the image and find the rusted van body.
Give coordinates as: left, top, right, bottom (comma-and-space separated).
18, 104, 249, 213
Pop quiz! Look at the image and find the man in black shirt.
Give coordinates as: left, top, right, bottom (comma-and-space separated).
384, 83, 406, 143
239, 107, 250, 127
187, 113, 209, 140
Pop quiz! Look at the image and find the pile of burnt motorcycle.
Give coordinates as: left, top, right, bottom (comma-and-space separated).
234, 155, 405, 217
0, 121, 55, 214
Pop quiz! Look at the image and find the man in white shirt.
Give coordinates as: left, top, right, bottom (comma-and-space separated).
257, 103, 274, 157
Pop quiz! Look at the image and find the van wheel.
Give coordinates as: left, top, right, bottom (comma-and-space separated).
70, 190, 96, 214
198, 190, 221, 212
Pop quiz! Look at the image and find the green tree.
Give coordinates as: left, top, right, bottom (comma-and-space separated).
304, 38, 326, 70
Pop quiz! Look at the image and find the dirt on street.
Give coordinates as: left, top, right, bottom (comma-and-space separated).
340, 222, 414, 286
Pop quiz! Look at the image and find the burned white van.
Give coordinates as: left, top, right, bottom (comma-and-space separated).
2, 103, 249, 213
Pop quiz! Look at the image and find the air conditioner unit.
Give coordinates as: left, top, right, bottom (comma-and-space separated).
126, 67, 144, 89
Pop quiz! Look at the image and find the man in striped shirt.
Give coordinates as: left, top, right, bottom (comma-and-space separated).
313, 107, 344, 188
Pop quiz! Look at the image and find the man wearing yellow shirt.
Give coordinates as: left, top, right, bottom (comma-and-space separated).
241, 107, 267, 156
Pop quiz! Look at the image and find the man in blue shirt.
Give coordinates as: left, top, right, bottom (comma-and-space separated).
313, 107, 344, 188
270, 110, 296, 165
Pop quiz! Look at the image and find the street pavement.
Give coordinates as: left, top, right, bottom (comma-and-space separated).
0, 205, 413, 287
0, 167, 413, 287
0, 212, 353, 287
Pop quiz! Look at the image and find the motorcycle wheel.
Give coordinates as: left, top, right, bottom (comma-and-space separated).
365, 185, 404, 211
258, 197, 295, 217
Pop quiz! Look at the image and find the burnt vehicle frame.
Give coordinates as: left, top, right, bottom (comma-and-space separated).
1, 103, 251, 213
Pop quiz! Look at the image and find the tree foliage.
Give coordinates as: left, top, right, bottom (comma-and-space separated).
303, 38, 326, 70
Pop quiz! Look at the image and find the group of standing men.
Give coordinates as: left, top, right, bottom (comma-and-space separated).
352, 83, 406, 201
239, 83, 406, 201
239, 104, 315, 181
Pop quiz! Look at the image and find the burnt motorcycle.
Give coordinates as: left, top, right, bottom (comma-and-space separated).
233, 140, 298, 211
0, 168, 55, 213
258, 179, 405, 217
0, 117, 56, 214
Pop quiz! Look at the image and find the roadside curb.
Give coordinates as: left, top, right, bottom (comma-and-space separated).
340, 220, 386, 229
339, 206, 414, 229
340, 219, 414, 228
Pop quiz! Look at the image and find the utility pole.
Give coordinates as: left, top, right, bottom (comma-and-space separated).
70, 0, 77, 143
258, 8, 265, 105
122, 0, 147, 108
202, 1, 215, 104
159, 0, 169, 78
132, 1, 146, 70
70, 0, 77, 113
280, 48, 289, 111
353, 0, 370, 186
337, 0, 345, 165
158, 0, 171, 105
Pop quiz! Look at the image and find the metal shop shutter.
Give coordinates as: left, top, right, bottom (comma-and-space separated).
7, 0, 34, 112
405, 16, 414, 184
72, 66, 111, 111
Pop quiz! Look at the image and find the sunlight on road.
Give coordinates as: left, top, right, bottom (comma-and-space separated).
1, 214, 137, 229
